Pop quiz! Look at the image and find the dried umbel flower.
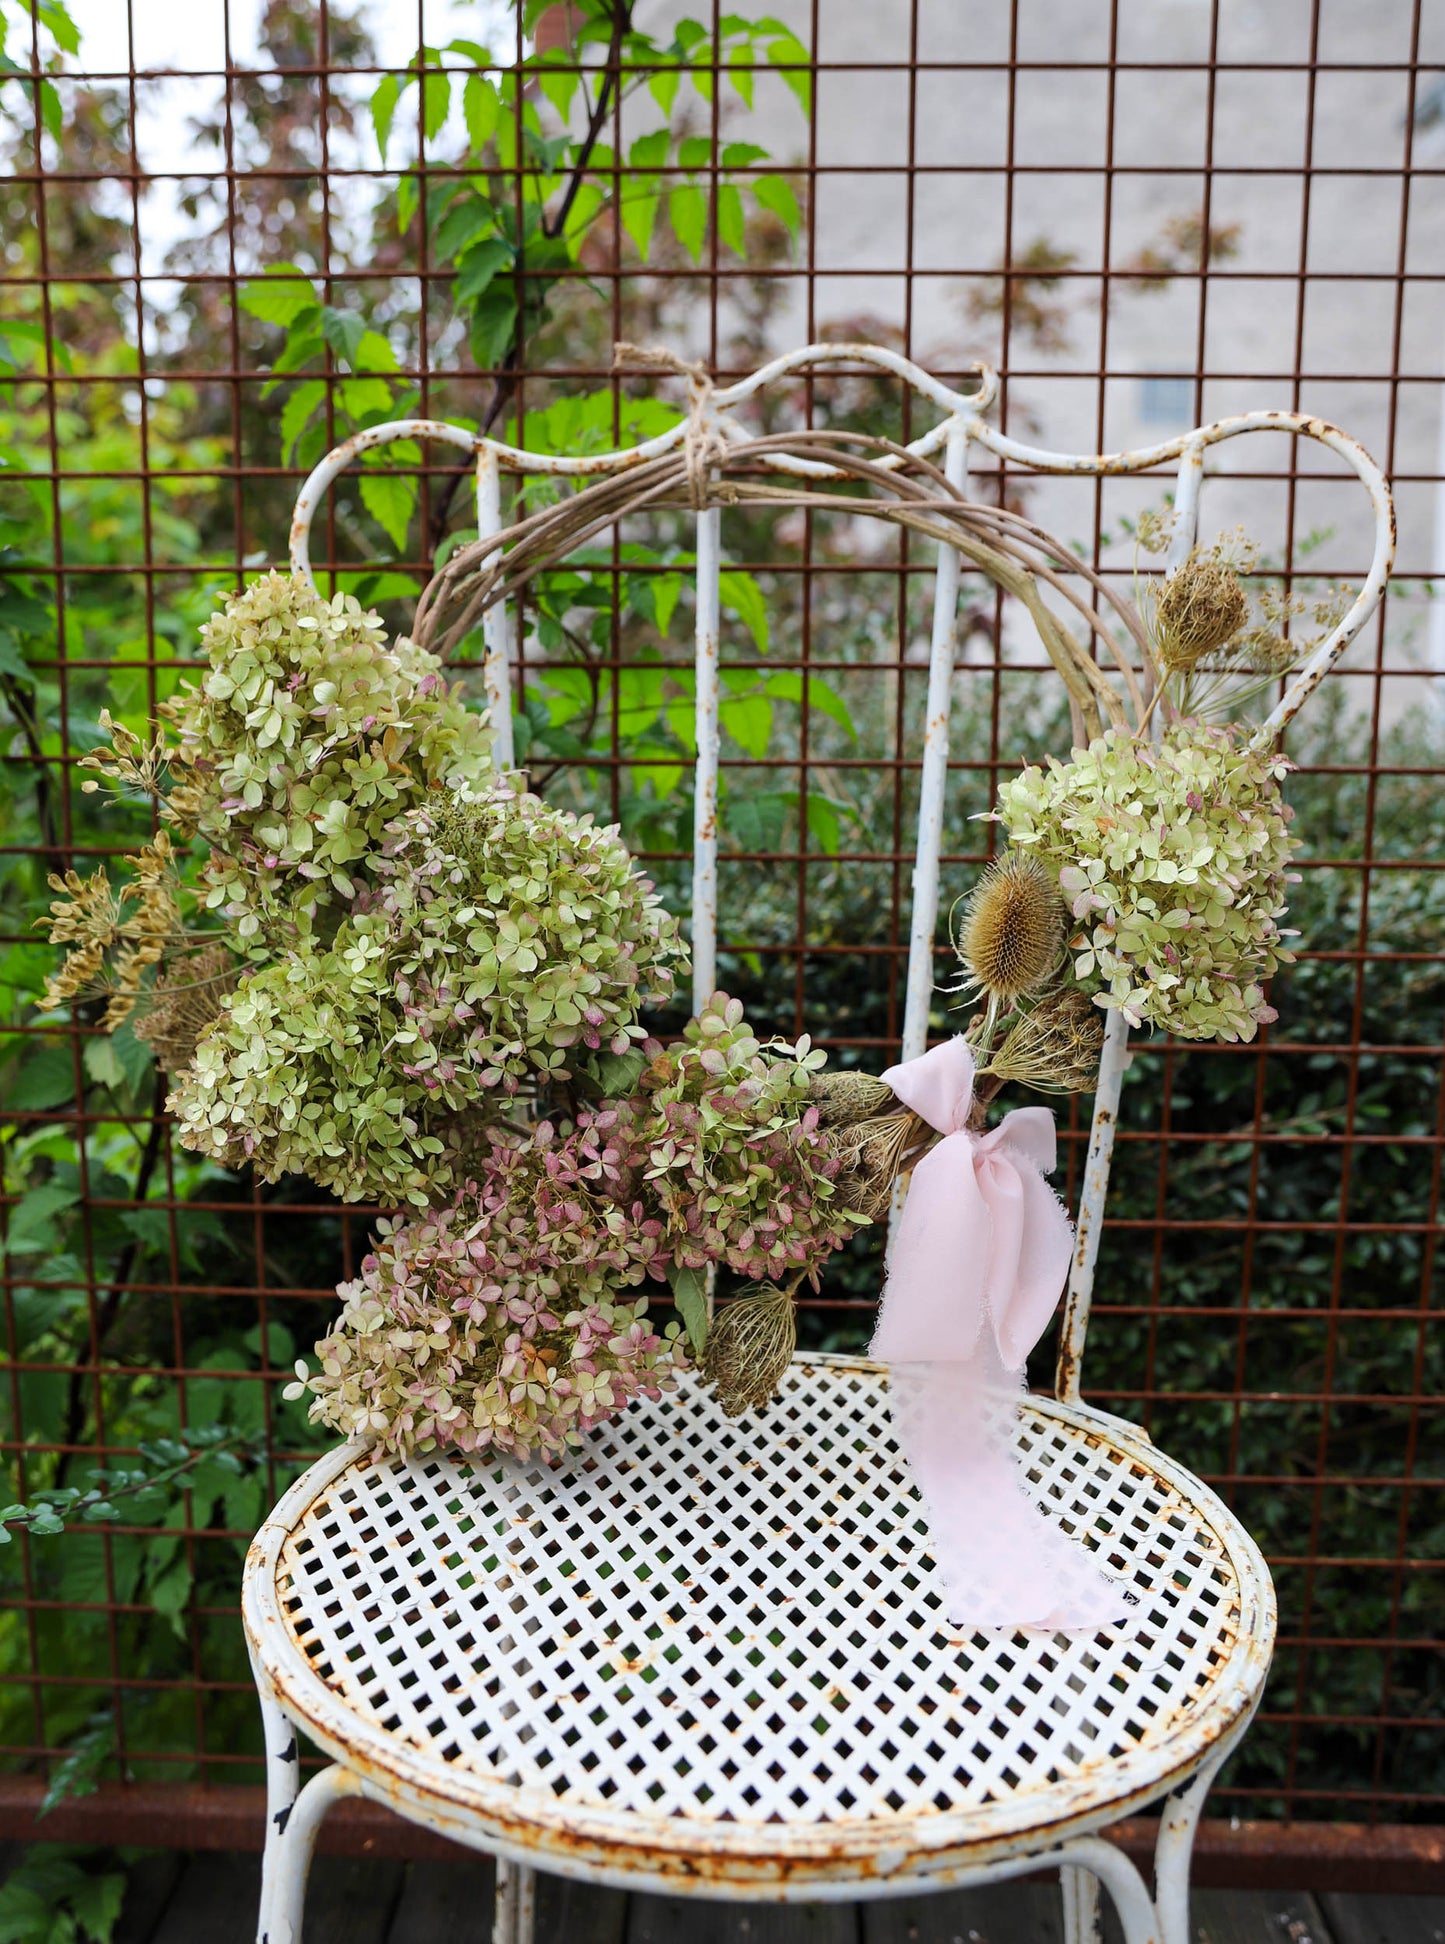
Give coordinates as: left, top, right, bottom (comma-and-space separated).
132, 943, 238, 1074
805, 1069, 897, 1127
1153, 548, 1249, 672
998, 723, 1299, 1043
702, 1282, 798, 1417
955, 851, 1065, 1002
986, 984, 1105, 1094
39, 834, 186, 1030
829, 1110, 928, 1220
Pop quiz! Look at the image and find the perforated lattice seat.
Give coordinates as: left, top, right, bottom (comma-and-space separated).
244, 1355, 1273, 1896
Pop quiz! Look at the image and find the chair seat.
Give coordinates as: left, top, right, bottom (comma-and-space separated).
243, 1354, 1274, 1897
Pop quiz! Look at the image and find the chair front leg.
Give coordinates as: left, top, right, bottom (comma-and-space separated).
255, 1682, 363, 1944
1061, 1861, 1100, 1944
493, 1859, 536, 1944
258, 1760, 364, 1944
1153, 1759, 1221, 1944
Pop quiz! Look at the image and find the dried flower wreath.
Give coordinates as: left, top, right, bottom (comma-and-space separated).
41, 475, 1329, 1461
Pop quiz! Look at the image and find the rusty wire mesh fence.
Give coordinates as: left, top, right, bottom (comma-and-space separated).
0, 0, 1442, 1838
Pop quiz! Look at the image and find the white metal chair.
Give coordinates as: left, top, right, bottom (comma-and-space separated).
243, 345, 1394, 1944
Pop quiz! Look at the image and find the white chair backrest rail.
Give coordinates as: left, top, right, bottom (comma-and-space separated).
289, 342, 1395, 1403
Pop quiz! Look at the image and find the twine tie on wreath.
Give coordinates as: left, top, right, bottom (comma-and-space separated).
613, 341, 728, 509
872, 1037, 1131, 1629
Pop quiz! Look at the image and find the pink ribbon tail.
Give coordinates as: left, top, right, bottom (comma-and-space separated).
872, 1037, 1130, 1630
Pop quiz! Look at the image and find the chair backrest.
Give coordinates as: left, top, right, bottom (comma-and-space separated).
289, 343, 1395, 1394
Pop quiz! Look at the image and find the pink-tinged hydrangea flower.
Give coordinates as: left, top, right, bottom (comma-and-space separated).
292, 1146, 684, 1460
623, 992, 866, 1282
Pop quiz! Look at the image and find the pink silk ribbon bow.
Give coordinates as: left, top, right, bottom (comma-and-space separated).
871, 1037, 1129, 1630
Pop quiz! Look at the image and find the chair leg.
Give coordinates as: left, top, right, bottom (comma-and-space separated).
255, 1684, 363, 1944
493, 1860, 536, 1944
1153, 1758, 1220, 1944
1061, 1862, 1100, 1944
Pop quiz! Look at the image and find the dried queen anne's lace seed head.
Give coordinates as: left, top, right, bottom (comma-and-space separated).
131, 943, 238, 1074
997, 723, 1299, 1043
985, 983, 1105, 1094
701, 1282, 798, 1417
1152, 549, 1250, 672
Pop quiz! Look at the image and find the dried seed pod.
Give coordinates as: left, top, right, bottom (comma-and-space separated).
987, 984, 1105, 1095
1154, 549, 1249, 672
829, 1109, 929, 1219
956, 852, 1065, 1002
702, 1282, 798, 1416
806, 1069, 898, 1127
133, 943, 238, 1075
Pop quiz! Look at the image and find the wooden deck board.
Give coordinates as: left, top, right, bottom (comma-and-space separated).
12, 1848, 1445, 1942
1318, 1892, 1445, 1944
629, 1895, 859, 1944
863, 1878, 1066, 1943
111, 1851, 183, 1944
386, 1854, 496, 1943
1188, 1889, 1335, 1944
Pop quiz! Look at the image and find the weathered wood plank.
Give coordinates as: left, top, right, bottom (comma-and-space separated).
536, 1869, 629, 1944
386, 1857, 496, 1942
1101, 1887, 1336, 1944
149, 1853, 263, 1944
863, 1878, 1064, 1944
629, 1894, 858, 1944
113, 1851, 184, 1943
1319, 1893, 1445, 1944
1190, 1890, 1333, 1944
300, 1854, 406, 1944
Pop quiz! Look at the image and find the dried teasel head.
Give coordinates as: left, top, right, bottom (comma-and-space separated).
132, 943, 238, 1074
955, 851, 1065, 1003
1153, 548, 1250, 672
806, 1069, 898, 1128
702, 1281, 798, 1417
985, 984, 1105, 1095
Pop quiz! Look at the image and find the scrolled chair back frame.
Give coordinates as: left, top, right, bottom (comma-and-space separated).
288, 342, 1396, 1400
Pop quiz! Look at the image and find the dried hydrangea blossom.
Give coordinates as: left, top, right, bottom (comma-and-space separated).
627, 992, 865, 1281
372, 789, 688, 1092
171, 788, 688, 1205
290, 1155, 683, 1459
163, 571, 494, 939
997, 724, 1299, 1043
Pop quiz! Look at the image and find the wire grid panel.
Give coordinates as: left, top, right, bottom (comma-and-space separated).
247, 1357, 1272, 1887
2, 0, 1443, 1827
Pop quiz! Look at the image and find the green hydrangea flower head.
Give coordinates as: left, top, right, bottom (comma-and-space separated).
996, 723, 1299, 1042
166, 570, 493, 940
169, 785, 690, 1206
374, 788, 689, 1093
